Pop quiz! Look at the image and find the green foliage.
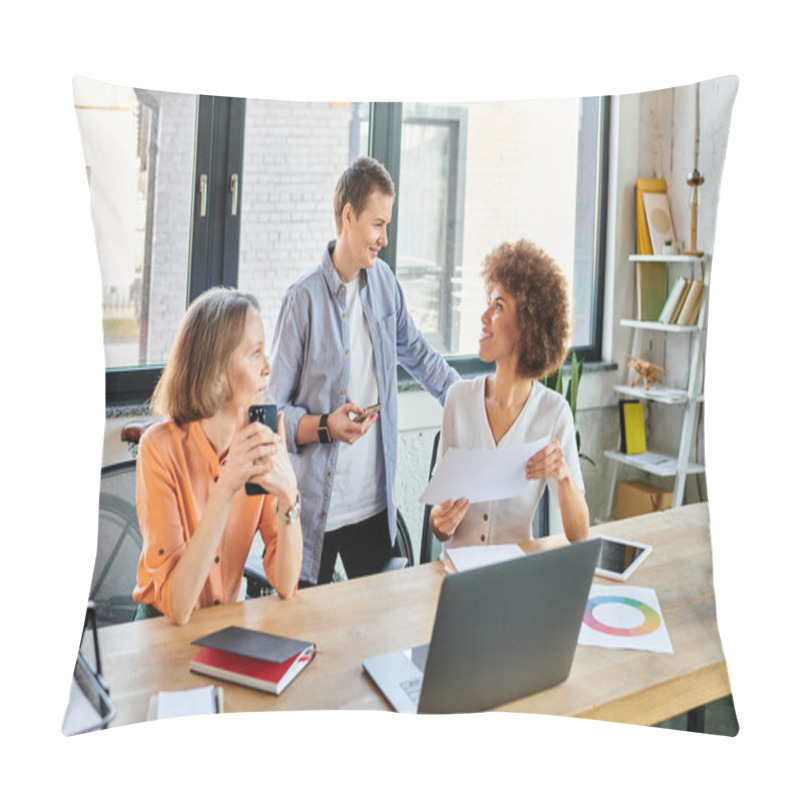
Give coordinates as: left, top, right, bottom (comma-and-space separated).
539, 351, 596, 466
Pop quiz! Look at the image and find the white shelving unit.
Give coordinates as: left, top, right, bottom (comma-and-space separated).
604, 253, 710, 518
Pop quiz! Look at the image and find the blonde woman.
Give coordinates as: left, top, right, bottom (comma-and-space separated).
430, 239, 590, 548
133, 288, 303, 625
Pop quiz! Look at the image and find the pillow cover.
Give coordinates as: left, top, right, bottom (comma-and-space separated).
68, 75, 738, 735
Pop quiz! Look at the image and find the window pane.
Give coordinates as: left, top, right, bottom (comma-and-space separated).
73, 77, 195, 369
237, 100, 369, 335
396, 115, 457, 353
397, 99, 600, 357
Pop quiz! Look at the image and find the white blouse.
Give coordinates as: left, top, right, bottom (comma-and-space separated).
436, 375, 584, 550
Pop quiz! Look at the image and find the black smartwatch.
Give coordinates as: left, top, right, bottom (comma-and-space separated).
317, 413, 332, 444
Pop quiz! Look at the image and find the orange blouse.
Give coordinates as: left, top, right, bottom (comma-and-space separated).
133, 419, 280, 622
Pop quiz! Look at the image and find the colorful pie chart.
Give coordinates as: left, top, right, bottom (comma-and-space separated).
583, 595, 661, 637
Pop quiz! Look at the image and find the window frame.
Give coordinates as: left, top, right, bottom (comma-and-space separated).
105, 95, 246, 405
394, 95, 611, 383
395, 102, 468, 354
105, 96, 609, 404
573, 94, 610, 365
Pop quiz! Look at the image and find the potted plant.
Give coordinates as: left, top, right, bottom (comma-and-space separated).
535, 350, 595, 537
540, 350, 596, 467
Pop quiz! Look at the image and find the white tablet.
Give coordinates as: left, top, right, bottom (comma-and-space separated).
593, 535, 652, 581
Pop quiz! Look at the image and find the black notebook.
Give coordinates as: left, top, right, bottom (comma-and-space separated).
191, 626, 313, 663
190, 626, 315, 695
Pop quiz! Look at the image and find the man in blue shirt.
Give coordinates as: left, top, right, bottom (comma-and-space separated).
269, 157, 460, 586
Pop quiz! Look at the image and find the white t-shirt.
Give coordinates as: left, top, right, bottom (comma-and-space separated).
325, 278, 385, 530
437, 375, 584, 550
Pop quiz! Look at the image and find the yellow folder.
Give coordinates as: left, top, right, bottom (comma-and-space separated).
635, 178, 667, 255
620, 401, 646, 455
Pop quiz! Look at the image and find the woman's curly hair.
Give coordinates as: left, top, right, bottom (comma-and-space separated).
481, 239, 571, 379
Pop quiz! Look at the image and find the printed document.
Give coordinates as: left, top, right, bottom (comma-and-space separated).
419, 439, 549, 506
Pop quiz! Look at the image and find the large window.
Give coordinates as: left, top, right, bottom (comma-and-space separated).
236, 100, 369, 328
74, 80, 195, 373
395, 99, 607, 361
73, 79, 607, 403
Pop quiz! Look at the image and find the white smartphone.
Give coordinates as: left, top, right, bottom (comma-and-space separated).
593, 534, 652, 581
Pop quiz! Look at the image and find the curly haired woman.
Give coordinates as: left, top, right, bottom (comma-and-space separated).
430, 239, 589, 548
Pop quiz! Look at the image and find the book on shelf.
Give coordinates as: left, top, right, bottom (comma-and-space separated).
619, 400, 646, 455
190, 626, 315, 696
675, 278, 704, 326
642, 192, 677, 256
635, 260, 667, 321
635, 178, 667, 255
658, 276, 691, 324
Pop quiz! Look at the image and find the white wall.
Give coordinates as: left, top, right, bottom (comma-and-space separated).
630, 79, 736, 502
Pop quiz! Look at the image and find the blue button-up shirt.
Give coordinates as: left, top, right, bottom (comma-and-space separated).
268, 242, 460, 583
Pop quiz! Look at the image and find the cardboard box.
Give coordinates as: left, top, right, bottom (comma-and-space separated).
615, 479, 673, 519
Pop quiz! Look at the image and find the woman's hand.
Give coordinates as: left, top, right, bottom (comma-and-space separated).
247, 412, 298, 510
216, 408, 276, 497
526, 440, 570, 483
326, 402, 379, 445
217, 409, 296, 507
430, 498, 469, 541
527, 439, 589, 542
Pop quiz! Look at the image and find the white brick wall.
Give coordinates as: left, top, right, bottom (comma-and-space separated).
237, 100, 355, 337
146, 90, 195, 363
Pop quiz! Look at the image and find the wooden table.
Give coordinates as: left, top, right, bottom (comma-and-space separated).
98, 502, 731, 727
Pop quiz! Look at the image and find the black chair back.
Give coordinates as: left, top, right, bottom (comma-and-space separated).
420, 430, 441, 563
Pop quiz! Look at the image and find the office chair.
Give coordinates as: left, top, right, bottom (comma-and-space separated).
394, 510, 414, 567
532, 486, 550, 538
419, 431, 441, 564
92, 460, 144, 626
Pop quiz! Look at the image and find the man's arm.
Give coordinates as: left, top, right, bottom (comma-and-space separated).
269, 287, 378, 449
267, 291, 308, 454
295, 403, 377, 445
393, 277, 460, 404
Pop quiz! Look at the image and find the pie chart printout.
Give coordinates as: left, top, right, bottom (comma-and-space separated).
583, 595, 661, 636
578, 585, 673, 653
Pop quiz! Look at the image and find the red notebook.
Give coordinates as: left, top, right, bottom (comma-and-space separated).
190, 644, 315, 695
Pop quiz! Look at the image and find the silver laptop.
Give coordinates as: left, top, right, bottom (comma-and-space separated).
362, 537, 601, 714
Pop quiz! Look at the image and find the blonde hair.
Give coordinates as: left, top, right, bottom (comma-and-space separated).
333, 156, 395, 235
151, 287, 261, 425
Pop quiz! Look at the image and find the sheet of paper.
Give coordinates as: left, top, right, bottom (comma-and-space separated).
419, 438, 549, 505
446, 544, 525, 572
156, 686, 218, 719
578, 584, 673, 654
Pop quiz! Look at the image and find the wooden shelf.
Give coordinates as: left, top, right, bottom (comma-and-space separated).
604, 251, 711, 516
604, 449, 705, 479
628, 254, 708, 264
620, 318, 699, 333
613, 385, 703, 405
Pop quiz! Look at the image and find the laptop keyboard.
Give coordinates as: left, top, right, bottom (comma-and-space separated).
400, 677, 423, 704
